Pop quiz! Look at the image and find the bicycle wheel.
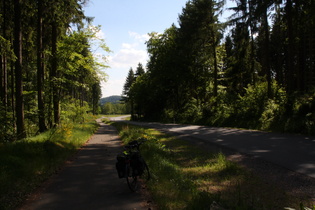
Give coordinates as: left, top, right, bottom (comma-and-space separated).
126, 166, 138, 192
140, 161, 150, 181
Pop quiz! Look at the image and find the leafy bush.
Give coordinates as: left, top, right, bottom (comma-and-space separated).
0, 104, 16, 143
177, 98, 203, 124
235, 82, 270, 128
259, 83, 287, 131
203, 81, 291, 132
61, 99, 90, 123
202, 90, 235, 127
284, 93, 315, 135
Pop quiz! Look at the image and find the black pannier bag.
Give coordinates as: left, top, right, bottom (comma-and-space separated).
116, 154, 126, 178
130, 153, 144, 176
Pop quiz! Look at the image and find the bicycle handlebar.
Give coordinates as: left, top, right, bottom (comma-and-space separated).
125, 139, 147, 150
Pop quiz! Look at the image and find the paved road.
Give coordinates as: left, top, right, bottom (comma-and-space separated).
115, 120, 315, 179
20, 119, 149, 210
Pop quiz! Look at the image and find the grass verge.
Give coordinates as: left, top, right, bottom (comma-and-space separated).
111, 121, 313, 210
0, 115, 99, 210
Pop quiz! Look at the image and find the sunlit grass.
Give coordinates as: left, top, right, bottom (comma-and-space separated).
111, 122, 311, 210
0, 116, 99, 210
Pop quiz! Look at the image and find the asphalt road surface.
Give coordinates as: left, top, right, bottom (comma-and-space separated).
114, 119, 315, 179
20, 119, 150, 210
20, 116, 314, 209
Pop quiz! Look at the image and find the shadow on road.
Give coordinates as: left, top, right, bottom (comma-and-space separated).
20, 121, 149, 210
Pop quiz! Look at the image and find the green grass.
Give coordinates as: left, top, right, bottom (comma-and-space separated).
0, 115, 99, 210
101, 114, 130, 118
111, 122, 313, 210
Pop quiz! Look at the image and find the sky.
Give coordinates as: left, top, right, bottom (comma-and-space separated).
83, 0, 234, 98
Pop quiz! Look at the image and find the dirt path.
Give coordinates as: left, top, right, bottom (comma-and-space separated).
19, 119, 151, 210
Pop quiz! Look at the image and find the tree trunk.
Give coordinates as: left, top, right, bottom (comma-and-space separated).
249, 0, 256, 86
262, 7, 272, 98
11, 60, 15, 129
286, 0, 294, 94
51, 21, 60, 126
213, 45, 218, 98
297, 29, 306, 92
14, 0, 26, 139
0, 56, 7, 108
37, 0, 47, 132
1, 0, 8, 109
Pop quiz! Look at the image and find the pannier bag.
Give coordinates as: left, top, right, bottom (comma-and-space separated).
116, 154, 126, 178
130, 153, 144, 176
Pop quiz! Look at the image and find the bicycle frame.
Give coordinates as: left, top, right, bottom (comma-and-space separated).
121, 140, 150, 192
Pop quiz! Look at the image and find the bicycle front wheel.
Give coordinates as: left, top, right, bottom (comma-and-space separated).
140, 161, 150, 181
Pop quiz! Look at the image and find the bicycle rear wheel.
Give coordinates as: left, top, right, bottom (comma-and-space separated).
126, 166, 138, 192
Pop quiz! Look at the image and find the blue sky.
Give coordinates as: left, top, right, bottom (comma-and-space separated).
83, 0, 234, 97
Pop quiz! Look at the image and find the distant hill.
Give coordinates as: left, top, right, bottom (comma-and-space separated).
99, 95, 122, 105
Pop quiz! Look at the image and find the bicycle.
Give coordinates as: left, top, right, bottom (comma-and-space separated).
116, 139, 150, 192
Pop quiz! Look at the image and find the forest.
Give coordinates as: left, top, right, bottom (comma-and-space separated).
0, 0, 314, 208
0, 0, 108, 142
123, 0, 315, 135
99, 95, 129, 115
1, 0, 315, 143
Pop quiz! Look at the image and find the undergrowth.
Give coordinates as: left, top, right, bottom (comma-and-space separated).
111, 121, 314, 210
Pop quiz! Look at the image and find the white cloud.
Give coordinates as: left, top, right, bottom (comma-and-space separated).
108, 47, 148, 69
101, 31, 149, 97
107, 32, 149, 69
121, 42, 138, 49
88, 25, 105, 40
95, 29, 105, 40
128, 31, 150, 43
101, 79, 125, 97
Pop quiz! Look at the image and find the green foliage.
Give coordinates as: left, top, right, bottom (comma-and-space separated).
0, 36, 16, 60
120, 0, 315, 137
0, 1, 110, 140
123, 0, 226, 123
258, 83, 287, 131
101, 102, 128, 115
284, 93, 315, 135
259, 99, 285, 130
200, 81, 315, 135
113, 123, 196, 209
0, 119, 98, 210
102, 102, 114, 115
176, 98, 203, 124
0, 106, 16, 143
236, 82, 270, 128
202, 81, 289, 131
135, 63, 145, 77
61, 99, 90, 123
122, 68, 135, 99
99, 95, 122, 105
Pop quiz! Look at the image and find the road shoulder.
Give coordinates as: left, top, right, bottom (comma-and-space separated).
19, 119, 153, 210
